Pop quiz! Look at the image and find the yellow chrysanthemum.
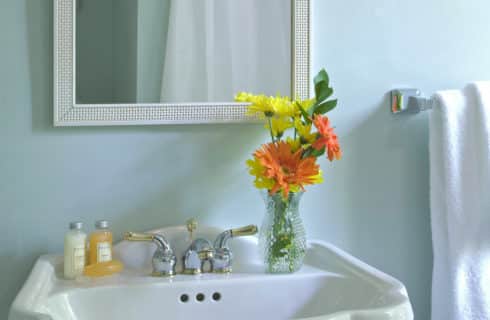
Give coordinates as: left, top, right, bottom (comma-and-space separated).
246, 158, 275, 190
286, 137, 302, 152
294, 119, 317, 144
270, 96, 295, 117
235, 92, 275, 117
265, 116, 293, 138
235, 92, 295, 118
235, 92, 253, 102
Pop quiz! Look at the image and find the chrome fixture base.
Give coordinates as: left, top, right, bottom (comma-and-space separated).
152, 270, 175, 277
391, 88, 434, 114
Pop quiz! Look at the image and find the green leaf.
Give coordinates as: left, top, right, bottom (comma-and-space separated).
302, 146, 314, 158
295, 102, 312, 124
314, 69, 332, 102
314, 99, 337, 115
303, 146, 325, 158
314, 69, 329, 87
317, 87, 333, 103
311, 147, 326, 158
302, 148, 312, 158
311, 68, 338, 116
271, 235, 292, 258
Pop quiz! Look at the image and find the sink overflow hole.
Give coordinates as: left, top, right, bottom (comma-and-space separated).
196, 293, 205, 302
212, 292, 221, 301
180, 294, 189, 303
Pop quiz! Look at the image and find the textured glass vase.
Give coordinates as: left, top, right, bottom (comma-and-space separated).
259, 191, 306, 273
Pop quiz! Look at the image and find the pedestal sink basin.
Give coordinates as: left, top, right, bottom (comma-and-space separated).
9, 225, 413, 320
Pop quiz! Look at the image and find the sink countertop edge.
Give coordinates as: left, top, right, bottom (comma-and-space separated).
9, 231, 414, 320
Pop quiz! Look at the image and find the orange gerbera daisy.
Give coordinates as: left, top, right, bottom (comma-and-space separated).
254, 141, 320, 198
312, 115, 342, 161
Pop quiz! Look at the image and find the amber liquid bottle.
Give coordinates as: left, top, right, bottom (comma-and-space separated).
88, 220, 113, 265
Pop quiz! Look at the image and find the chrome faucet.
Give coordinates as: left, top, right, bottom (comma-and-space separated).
212, 225, 258, 273
182, 218, 259, 274
182, 238, 214, 274
124, 232, 176, 277
125, 220, 258, 276
182, 219, 214, 274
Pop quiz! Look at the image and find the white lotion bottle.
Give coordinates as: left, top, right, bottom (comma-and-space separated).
64, 222, 87, 279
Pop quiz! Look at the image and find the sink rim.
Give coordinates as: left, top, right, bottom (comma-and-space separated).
9, 226, 414, 320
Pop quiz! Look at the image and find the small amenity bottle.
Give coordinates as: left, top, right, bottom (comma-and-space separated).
64, 222, 87, 279
88, 220, 113, 265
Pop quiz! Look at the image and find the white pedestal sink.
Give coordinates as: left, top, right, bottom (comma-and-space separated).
9, 225, 413, 320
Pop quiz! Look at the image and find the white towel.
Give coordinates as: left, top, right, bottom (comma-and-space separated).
430, 82, 490, 320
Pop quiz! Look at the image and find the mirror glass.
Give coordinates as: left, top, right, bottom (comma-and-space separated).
76, 0, 292, 104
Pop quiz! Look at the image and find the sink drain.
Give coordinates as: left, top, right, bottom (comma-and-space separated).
180, 292, 221, 303
196, 293, 205, 302
180, 294, 189, 303
212, 292, 221, 301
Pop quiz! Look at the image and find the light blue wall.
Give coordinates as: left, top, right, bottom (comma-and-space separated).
2, 0, 490, 319
311, 1, 490, 319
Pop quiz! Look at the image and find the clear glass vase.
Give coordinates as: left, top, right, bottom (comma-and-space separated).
259, 191, 306, 273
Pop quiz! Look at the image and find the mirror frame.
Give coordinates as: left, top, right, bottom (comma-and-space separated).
54, 0, 311, 126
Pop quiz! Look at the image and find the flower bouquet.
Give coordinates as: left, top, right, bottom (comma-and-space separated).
235, 69, 342, 273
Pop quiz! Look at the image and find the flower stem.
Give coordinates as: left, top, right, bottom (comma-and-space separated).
268, 117, 275, 143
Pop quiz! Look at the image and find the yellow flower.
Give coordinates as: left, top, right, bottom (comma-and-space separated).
235, 92, 295, 118
270, 96, 295, 117
246, 158, 275, 190
265, 116, 293, 138
235, 92, 253, 102
235, 92, 275, 117
286, 137, 302, 152
249, 95, 276, 117
294, 119, 317, 144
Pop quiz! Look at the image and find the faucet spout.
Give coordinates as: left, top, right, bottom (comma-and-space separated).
182, 238, 214, 275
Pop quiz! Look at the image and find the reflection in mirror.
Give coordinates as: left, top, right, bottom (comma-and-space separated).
76, 0, 291, 104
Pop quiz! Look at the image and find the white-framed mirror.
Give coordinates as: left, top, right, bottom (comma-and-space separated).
54, 0, 310, 126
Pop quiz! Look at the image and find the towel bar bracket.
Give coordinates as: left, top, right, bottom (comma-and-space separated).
391, 88, 433, 114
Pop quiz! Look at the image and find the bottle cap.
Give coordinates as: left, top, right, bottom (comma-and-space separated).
69, 222, 83, 230
95, 220, 109, 229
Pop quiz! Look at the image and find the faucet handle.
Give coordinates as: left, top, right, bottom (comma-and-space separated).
230, 225, 258, 237
124, 232, 153, 242
124, 231, 176, 277
214, 224, 258, 250
124, 232, 172, 253
212, 224, 258, 274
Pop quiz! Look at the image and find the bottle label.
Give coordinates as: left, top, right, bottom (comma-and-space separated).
97, 242, 112, 262
73, 246, 86, 273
